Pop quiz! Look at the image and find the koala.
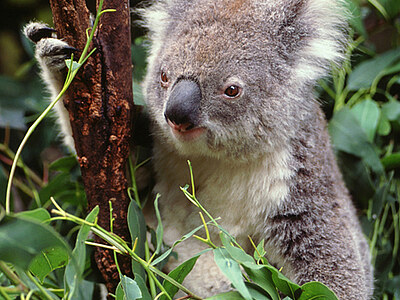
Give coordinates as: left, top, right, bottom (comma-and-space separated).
25, 0, 374, 299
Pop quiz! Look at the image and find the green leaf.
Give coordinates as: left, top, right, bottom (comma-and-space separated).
206, 291, 245, 300
377, 115, 391, 136
49, 156, 78, 172
73, 280, 95, 300
350, 99, 380, 142
382, 101, 400, 122
127, 200, 146, 279
0, 216, 70, 270
154, 195, 164, 255
254, 240, 267, 261
381, 153, 400, 170
264, 265, 301, 298
377, 0, 400, 18
161, 255, 201, 300
214, 248, 252, 300
347, 48, 400, 90
29, 246, 69, 283
120, 275, 142, 300
16, 208, 51, 223
220, 233, 254, 266
64, 206, 99, 300
65, 59, 82, 72
134, 273, 152, 300
345, 0, 367, 37
246, 282, 272, 300
0, 107, 26, 130
297, 281, 338, 300
151, 223, 206, 266
116, 282, 125, 300
38, 173, 75, 206
243, 266, 279, 300
329, 108, 384, 174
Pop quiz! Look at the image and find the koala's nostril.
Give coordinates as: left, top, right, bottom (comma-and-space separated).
164, 79, 201, 127
166, 119, 196, 133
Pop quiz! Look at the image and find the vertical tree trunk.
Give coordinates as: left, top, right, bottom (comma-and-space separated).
48, 0, 134, 293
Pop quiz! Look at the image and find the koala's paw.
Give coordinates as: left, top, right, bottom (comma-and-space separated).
24, 22, 77, 72
24, 22, 56, 43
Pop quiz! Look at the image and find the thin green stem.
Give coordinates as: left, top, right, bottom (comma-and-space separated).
5, 92, 63, 213
50, 196, 202, 299
26, 272, 54, 300
391, 203, 399, 260
0, 144, 43, 187
5, 0, 112, 214
147, 270, 172, 300
188, 160, 196, 198
193, 212, 216, 249
128, 156, 141, 208
0, 287, 12, 300
0, 261, 28, 293
145, 242, 157, 298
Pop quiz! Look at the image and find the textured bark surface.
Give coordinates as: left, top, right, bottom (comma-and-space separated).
49, 0, 133, 293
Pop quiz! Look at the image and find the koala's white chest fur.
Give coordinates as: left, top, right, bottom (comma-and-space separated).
146, 141, 294, 296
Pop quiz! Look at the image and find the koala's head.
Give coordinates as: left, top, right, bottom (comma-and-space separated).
141, 0, 347, 160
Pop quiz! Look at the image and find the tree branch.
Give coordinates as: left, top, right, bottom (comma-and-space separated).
48, 0, 134, 293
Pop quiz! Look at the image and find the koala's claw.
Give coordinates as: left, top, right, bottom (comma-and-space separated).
24, 22, 79, 72
24, 22, 57, 43
45, 44, 78, 57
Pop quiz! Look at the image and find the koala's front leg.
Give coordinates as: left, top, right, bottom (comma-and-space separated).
24, 22, 77, 149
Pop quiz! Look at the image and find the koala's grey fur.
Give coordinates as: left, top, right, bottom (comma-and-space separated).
25, 0, 373, 298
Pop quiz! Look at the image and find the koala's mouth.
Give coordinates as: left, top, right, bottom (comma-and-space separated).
166, 119, 205, 141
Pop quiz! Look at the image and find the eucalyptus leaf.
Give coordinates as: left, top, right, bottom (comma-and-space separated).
134, 273, 152, 300
381, 101, 400, 122
297, 281, 338, 300
127, 200, 146, 279
345, 0, 367, 37
264, 265, 301, 299
0, 108, 26, 130
64, 206, 99, 300
205, 291, 244, 299
254, 240, 267, 261
121, 275, 142, 300
381, 153, 400, 170
0, 216, 70, 270
246, 282, 272, 300
116, 282, 125, 300
151, 223, 206, 266
154, 194, 164, 254
38, 173, 76, 206
214, 248, 252, 300
65, 59, 82, 72
29, 246, 69, 283
49, 155, 78, 172
160, 255, 201, 300
16, 208, 51, 223
243, 266, 279, 300
350, 99, 380, 142
329, 108, 384, 174
347, 48, 400, 90
377, 115, 391, 136
220, 232, 254, 266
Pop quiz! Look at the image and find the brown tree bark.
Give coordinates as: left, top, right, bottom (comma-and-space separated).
48, 0, 134, 293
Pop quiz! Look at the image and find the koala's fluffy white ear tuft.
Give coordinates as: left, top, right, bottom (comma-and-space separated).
136, 1, 170, 65
292, 0, 349, 84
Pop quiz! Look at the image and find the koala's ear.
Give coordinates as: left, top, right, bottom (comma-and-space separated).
286, 0, 349, 84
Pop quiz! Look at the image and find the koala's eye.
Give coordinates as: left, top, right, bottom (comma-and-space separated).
223, 85, 242, 98
160, 71, 169, 87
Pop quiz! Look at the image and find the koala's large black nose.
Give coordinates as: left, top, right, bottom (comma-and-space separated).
164, 79, 201, 129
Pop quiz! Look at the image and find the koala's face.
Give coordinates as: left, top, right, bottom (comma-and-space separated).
143, 0, 340, 159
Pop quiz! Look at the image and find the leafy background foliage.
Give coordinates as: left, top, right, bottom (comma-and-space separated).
0, 0, 399, 299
